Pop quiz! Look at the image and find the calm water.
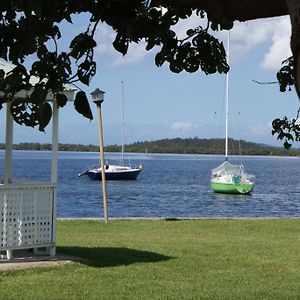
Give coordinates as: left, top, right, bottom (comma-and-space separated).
1, 150, 300, 218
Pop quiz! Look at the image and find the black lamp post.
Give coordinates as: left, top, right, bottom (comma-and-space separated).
91, 88, 108, 223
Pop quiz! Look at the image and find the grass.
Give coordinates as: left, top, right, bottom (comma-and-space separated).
0, 218, 300, 299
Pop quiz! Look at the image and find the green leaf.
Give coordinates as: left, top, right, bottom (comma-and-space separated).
10, 99, 39, 127
283, 140, 292, 149
113, 34, 129, 56
169, 61, 183, 73
56, 93, 68, 108
276, 57, 294, 93
78, 60, 96, 86
0, 69, 5, 80
39, 102, 52, 132
74, 91, 93, 120
186, 29, 194, 36
65, 14, 73, 24
69, 33, 97, 60
155, 51, 168, 67
30, 85, 48, 105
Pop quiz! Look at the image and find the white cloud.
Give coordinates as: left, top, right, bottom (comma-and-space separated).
171, 122, 193, 131
248, 121, 273, 136
174, 15, 292, 70
94, 24, 116, 54
260, 17, 292, 70
174, 17, 274, 62
171, 122, 202, 132
93, 14, 292, 70
94, 23, 150, 68
110, 42, 149, 68
229, 20, 275, 61
172, 15, 289, 64
215, 16, 291, 66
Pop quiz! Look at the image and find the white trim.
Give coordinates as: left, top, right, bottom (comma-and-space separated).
4, 102, 13, 184
51, 101, 59, 185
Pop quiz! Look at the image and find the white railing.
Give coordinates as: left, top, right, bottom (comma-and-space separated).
0, 180, 56, 260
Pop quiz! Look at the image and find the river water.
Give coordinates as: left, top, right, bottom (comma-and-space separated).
1, 151, 300, 218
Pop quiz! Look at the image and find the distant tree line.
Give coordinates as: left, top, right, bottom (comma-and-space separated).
106, 138, 300, 156
0, 138, 299, 156
0, 143, 98, 152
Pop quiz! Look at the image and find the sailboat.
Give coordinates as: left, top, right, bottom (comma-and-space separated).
210, 33, 255, 194
79, 81, 143, 180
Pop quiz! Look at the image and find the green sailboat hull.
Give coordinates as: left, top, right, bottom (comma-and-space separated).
211, 181, 254, 195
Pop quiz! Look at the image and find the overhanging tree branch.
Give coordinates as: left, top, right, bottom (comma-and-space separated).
151, 0, 288, 22
0, 0, 299, 148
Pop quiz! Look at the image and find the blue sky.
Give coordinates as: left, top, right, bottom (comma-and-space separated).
1, 13, 299, 147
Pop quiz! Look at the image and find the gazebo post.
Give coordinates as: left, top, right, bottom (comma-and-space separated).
4, 101, 13, 184
50, 99, 58, 256
32, 99, 58, 257
51, 100, 58, 185
4, 102, 13, 260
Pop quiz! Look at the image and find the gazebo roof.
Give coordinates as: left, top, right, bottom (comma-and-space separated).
0, 58, 76, 101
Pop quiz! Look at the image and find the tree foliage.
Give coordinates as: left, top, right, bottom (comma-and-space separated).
0, 0, 298, 147
0, 0, 232, 132
271, 56, 300, 149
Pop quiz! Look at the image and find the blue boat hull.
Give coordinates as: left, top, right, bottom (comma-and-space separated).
86, 169, 141, 180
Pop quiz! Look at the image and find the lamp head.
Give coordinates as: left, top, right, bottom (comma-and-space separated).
91, 88, 105, 107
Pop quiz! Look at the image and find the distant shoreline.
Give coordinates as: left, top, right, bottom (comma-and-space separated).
1, 149, 299, 157
1, 138, 299, 156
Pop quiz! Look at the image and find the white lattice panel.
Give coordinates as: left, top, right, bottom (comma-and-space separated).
0, 183, 55, 250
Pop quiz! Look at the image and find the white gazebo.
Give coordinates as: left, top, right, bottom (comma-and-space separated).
0, 59, 76, 260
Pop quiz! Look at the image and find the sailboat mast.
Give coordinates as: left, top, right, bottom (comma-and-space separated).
225, 32, 230, 161
121, 81, 125, 163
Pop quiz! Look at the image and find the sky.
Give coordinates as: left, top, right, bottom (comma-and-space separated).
1, 12, 299, 148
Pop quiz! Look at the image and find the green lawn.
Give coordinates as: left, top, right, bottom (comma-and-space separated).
0, 219, 299, 299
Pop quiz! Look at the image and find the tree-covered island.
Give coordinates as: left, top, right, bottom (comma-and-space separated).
1, 138, 299, 156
